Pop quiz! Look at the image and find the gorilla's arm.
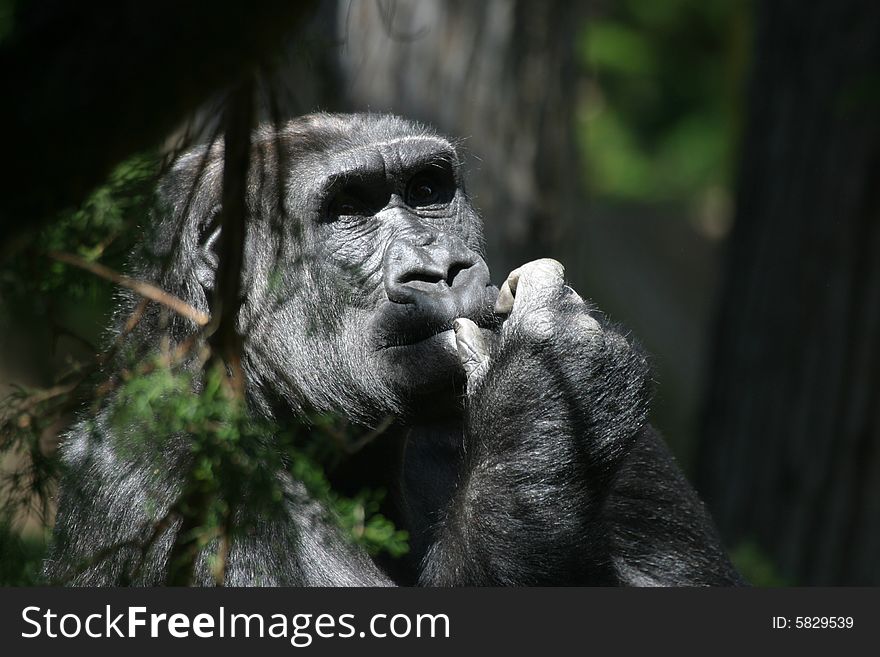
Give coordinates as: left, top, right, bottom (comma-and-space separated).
604, 425, 743, 585
417, 260, 741, 586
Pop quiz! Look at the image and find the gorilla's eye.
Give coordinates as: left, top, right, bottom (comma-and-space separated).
328, 187, 372, 221
406, 169, 455, 208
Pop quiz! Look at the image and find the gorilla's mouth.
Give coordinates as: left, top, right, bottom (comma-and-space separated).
371, 283, 501, 353
372, 309, 499, 354
379, 319, 455, 349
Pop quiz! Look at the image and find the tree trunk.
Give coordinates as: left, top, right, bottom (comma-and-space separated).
697, 0, 880, 585
333, 0, 583, 278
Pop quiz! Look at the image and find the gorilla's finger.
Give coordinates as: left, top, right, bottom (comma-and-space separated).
518, 259, 564, 295
563, 284, 584, 305
453, 317, 490, 386
495, 259, 565, 317
494, 266, 521, 314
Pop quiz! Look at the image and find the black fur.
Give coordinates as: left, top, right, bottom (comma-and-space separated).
45, 113, 741, 586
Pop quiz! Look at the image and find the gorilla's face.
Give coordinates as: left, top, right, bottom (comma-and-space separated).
312, 131, 495, 397
144, 115, 497, 423
227, 115, 497, 422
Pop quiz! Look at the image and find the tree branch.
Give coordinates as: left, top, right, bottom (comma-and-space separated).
166, 76, 255, 587
49, 251, 210, 327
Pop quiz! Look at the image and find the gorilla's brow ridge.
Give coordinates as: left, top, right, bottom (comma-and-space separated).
313, 135, 459, 196
333, 135, 454, 157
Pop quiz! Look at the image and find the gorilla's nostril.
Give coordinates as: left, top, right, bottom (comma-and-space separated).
399, 269, 446, 286
446, 262, 471, 287
383, 236, 485, 306
397, 261, 472, 289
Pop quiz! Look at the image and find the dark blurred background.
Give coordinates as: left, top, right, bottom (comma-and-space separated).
1, 0, 878, 585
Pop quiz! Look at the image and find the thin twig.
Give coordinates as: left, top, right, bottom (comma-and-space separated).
207, 75, 254, 401
9, 382, 79, 413
212, 523, 231, 586
346, 414, 396, 453
167, 76, 254, 587
49, 251, 210, 327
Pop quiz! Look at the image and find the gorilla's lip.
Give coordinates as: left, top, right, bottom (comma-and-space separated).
376, 321, 456, 350
372, 286, 500, 351
373, 312, 496, 351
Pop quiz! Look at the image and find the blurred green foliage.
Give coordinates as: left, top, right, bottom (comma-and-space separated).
0, 0, 17, 43
579, 0, 748, 204
0, 383, 60, 526
0, 153, 159, 357
1, 342, 408, 586
0, 154, 158, 303
731, 541, 789, 587
108, 360, 408, 566
0, 148, 407, 585
0, 521, 47, 586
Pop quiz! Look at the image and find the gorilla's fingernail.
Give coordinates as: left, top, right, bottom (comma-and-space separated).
507, 270, 521, 295
453, 318, 463, 333
495, 283, 515, 314
453, 318, 490, 381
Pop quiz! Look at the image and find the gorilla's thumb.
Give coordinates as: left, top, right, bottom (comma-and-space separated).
453, 318, 490, 393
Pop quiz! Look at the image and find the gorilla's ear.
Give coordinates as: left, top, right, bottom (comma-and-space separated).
194, 208, 222, 291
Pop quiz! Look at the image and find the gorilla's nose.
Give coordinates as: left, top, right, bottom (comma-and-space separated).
383, 235, 490, 311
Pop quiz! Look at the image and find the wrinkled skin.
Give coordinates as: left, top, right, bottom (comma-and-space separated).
46, 114, 742, 586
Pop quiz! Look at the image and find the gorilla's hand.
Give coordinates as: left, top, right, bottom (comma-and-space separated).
455, 258, 651, 462
422, 259, 653, 584
455, 259, 596, 387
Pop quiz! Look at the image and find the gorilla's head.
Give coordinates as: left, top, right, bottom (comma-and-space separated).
133, 114, 498, 424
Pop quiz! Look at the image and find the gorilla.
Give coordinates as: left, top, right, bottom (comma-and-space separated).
45, 113, 742, 586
